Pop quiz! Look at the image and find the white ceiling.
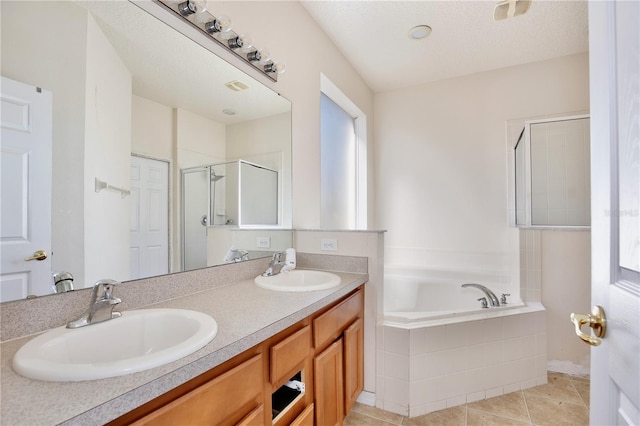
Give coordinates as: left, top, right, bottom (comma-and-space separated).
302, 0, 589, 93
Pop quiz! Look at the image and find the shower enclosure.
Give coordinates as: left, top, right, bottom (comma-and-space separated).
181, 160, 279, 270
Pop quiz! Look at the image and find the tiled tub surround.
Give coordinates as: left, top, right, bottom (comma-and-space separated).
0, 255, 367, 425
376, 267, 546, 417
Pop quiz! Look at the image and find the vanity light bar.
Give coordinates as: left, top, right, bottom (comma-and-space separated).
156, 0, 285, 82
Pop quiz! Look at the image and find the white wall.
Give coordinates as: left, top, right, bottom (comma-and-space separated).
541, 231, 591, 374
131, 95, 174, 162
375, 53, 591, 372
83, 13, 132, 285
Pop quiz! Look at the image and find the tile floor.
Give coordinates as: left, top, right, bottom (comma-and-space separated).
345, 373, 590, 425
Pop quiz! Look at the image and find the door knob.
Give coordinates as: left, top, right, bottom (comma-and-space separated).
25, 250, 48, 261
25, 250, 47, 262
570, 305, 606, 346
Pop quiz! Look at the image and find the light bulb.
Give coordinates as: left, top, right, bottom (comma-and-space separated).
228, 34, 253, 50
204, 14, 232, 34
264, 62, 286, 75
178, 0, 206, 16
247, 48, 270, 63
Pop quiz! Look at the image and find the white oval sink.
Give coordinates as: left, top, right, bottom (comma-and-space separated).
255, 270, 341, 292
12, 309, 217, 382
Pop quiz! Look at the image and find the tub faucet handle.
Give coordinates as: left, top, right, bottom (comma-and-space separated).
478, 297, 488, 309
501, 293, 511, 304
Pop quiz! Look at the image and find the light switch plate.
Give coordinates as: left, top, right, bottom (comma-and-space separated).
256, 237, 271, 248
321, 238, 338, 251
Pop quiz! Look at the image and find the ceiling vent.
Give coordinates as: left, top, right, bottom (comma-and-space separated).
225, 80, 250, 91
494, 0, 531, 21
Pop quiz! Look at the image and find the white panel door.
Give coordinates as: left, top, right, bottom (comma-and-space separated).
588, 1, 640, 424
0, 76, 52, 301
129, 156, 169, 280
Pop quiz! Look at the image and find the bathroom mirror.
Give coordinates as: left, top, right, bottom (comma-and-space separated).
510, 114, 590, 228
0, 0, 292, 301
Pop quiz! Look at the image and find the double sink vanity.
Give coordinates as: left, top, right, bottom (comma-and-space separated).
0, 258, 367, 425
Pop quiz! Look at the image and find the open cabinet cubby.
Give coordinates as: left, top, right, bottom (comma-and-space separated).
271, 371, 305, 422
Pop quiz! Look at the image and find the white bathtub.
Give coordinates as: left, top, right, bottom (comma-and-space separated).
377, 268, 547, 417
384, 273, 532, 328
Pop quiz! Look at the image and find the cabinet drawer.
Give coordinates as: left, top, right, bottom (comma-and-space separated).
237, 404, 264, 426
290, 404, 314, 426
133, 354, 263, 426
313, 289, 363, 349
271, 325, 311, 386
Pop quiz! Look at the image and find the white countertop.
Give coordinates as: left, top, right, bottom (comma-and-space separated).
0, 271, 367, 425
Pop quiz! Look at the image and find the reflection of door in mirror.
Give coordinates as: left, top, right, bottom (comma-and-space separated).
0, 77, 53, 301
130, 156, 169, 280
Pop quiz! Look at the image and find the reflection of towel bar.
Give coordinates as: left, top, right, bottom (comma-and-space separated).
95, 178, 130, 198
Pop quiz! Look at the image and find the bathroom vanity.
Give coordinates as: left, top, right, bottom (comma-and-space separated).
111, 286, 363, 425
0, 263, 367, 425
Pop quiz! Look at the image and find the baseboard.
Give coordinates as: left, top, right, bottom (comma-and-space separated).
547, 360, 590, 378
356, 391, 376, 406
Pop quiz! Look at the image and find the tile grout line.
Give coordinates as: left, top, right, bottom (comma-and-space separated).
569, 376, 590, 409
463, 404, 468, 426
466, 396, 533, 425
522, 389, 535, 425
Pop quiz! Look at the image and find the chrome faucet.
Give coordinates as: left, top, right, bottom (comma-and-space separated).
262, 252, 286, 277
461, 283, 501, 307
67, 279, 122, 328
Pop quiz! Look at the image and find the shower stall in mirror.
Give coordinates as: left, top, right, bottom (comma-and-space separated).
181, 160, 279, 270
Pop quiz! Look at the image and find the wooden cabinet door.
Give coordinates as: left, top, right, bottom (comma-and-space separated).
344, 317, 364, 414
314, 339, 344, 426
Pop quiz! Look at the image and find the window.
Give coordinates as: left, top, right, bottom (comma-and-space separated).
320, 74, 367, 229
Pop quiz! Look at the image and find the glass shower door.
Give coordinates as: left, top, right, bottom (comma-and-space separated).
181, 167, 209, 270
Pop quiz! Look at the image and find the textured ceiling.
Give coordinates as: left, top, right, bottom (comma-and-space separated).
302, 0, 589, 93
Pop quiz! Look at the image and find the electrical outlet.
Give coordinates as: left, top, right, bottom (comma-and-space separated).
321, 238, 338, 251
256, 237, 271, 248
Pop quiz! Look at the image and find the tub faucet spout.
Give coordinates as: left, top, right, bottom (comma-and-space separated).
461, 283, 500, 307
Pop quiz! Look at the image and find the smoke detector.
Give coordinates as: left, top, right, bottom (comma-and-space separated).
493, 0, 531, 21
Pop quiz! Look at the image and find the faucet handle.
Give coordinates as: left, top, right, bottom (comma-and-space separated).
478, 297, 488, 309
93, 279, 120, 302
501, 293, 511, 304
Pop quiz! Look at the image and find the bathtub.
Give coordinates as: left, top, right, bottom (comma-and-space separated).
377, 268, 547, 417
384, 273, 530, 328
